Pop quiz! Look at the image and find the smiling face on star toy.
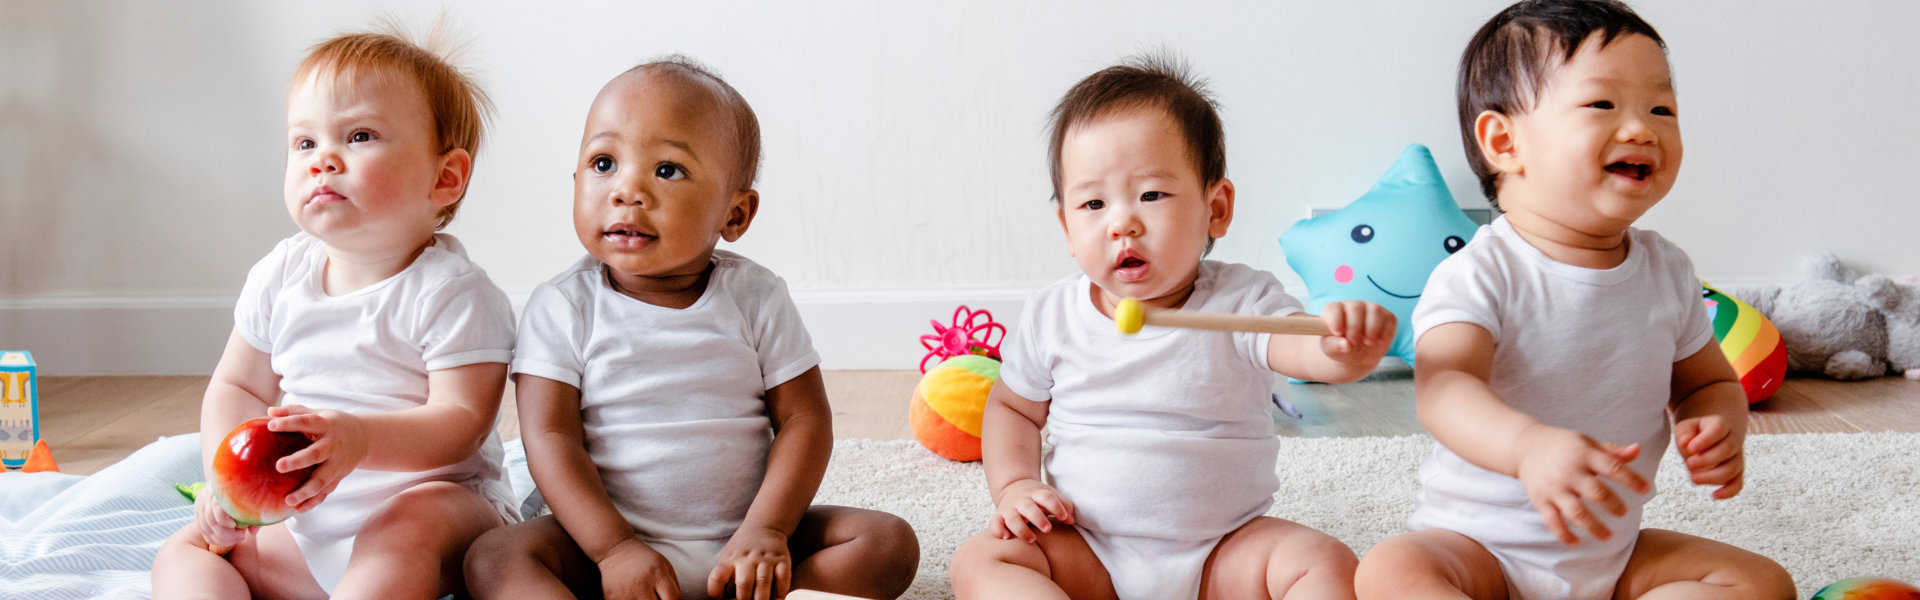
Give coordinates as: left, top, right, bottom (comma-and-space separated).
1280, 144, 1479, 363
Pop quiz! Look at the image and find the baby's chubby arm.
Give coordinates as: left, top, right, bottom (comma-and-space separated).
201, 329, 283, 472
1668, 344, 1750, 500
980, 381, 1075, 544
195, 329, 284, 546
520, 374, 681, 599
1266, 300, 1397, 383
268, 361, 507, 511
708, 366, 834, 600
1415, 322, 1650, 546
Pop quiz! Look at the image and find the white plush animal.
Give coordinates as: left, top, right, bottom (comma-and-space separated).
1858, 272, 1920, 379
1729, 253, 1900, 380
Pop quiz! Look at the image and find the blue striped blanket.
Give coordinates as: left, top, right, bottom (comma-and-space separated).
0, 434, 539, 599
0, 435, 199, 600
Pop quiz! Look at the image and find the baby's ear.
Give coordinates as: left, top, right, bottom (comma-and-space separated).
1859, 275, 1901, 312
1206, 177, 1235, 239
1475, 110, 1522, 176
719, 188, 759, 242
432, 148, 475, 208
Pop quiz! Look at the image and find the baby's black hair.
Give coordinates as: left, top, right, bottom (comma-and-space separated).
625, 55, 762, 192
1048, 51, 1226, 253
1458, 0, 1665, 205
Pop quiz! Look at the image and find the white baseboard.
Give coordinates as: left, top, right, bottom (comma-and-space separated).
0, 290, 1035, 375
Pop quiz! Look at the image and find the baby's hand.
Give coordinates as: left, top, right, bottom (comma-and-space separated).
1675, 415, 1745, 499
265, 405, 368, 513
192, 486, 252, 551
989, 478, 1075, 544
600, 537, 680, 600
708, 526, 791, 600
1318, 300, 1397, 366
1514, 424, 1650, 546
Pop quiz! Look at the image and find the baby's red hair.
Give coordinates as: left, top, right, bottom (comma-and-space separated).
291, 17, 493, 229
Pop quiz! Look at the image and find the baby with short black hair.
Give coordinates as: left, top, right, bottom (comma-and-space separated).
1354, 2, 1795, 598
949, 52, 1397, 600
462, 57, 919, 600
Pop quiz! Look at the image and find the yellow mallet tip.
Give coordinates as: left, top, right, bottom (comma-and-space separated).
1115, 297, 1145, 334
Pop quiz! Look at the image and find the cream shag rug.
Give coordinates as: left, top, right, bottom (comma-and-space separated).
814, 433, 1920, 599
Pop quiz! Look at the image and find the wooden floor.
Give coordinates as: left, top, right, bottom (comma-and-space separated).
29, 370, 1920, 475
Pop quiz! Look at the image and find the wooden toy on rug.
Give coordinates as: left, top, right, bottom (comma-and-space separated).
1811, 576, 1920, 599
1113, 297, 1332, 337
786, 590, 874, 600
1, 351, 40, 470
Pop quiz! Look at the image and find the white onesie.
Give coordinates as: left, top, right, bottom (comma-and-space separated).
1408, 216, 1713, 599
233, 232, 519, 593
998, 261, 1305, 600
511, 251, 820, 600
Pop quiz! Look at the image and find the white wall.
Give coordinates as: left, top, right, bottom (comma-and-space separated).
4, 1, 1917, 374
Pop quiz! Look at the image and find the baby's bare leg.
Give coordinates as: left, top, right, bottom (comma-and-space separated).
1199, 516, 1359, 600
1612, 528, 1793, 600
787, 505, 920, 599
152, 524, 252, 600
152, 521, 325, 600
949, 524, 1117, 600
465, 514, 602, 599
1354, 529, 1506, 600
328, 482, 507, 600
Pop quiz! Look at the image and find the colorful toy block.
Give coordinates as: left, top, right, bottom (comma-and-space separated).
1, 351, 40, 469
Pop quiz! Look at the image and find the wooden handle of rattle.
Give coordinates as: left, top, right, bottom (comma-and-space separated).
1115, 297, 1333, 336
1147, 310, 1333, 336
786, 592, 873, 600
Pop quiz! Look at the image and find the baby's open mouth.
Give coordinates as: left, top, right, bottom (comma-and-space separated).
603, 226, 656, 247
1605, 161, 1651, 181
1113, 250, 1150, 282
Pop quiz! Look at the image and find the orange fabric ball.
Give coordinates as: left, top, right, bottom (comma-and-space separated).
910, 355, 998, 462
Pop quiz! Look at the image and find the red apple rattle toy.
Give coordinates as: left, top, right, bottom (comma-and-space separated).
207, 416, 315, 553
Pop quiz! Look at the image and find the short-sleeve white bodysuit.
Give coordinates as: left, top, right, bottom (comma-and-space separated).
233, 232, 519, 592
1408, 216, 1713, 599
998, 261, 1305, 600
511, 250, 820, 600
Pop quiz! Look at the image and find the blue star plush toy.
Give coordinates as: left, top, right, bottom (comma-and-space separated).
1279, 144, 1480, 369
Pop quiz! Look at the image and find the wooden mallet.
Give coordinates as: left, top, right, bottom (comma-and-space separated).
1114, 297, 1333, 336
786, 591, 874, 600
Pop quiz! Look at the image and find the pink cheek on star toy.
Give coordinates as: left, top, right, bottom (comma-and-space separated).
1334, 265, 1354, 284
